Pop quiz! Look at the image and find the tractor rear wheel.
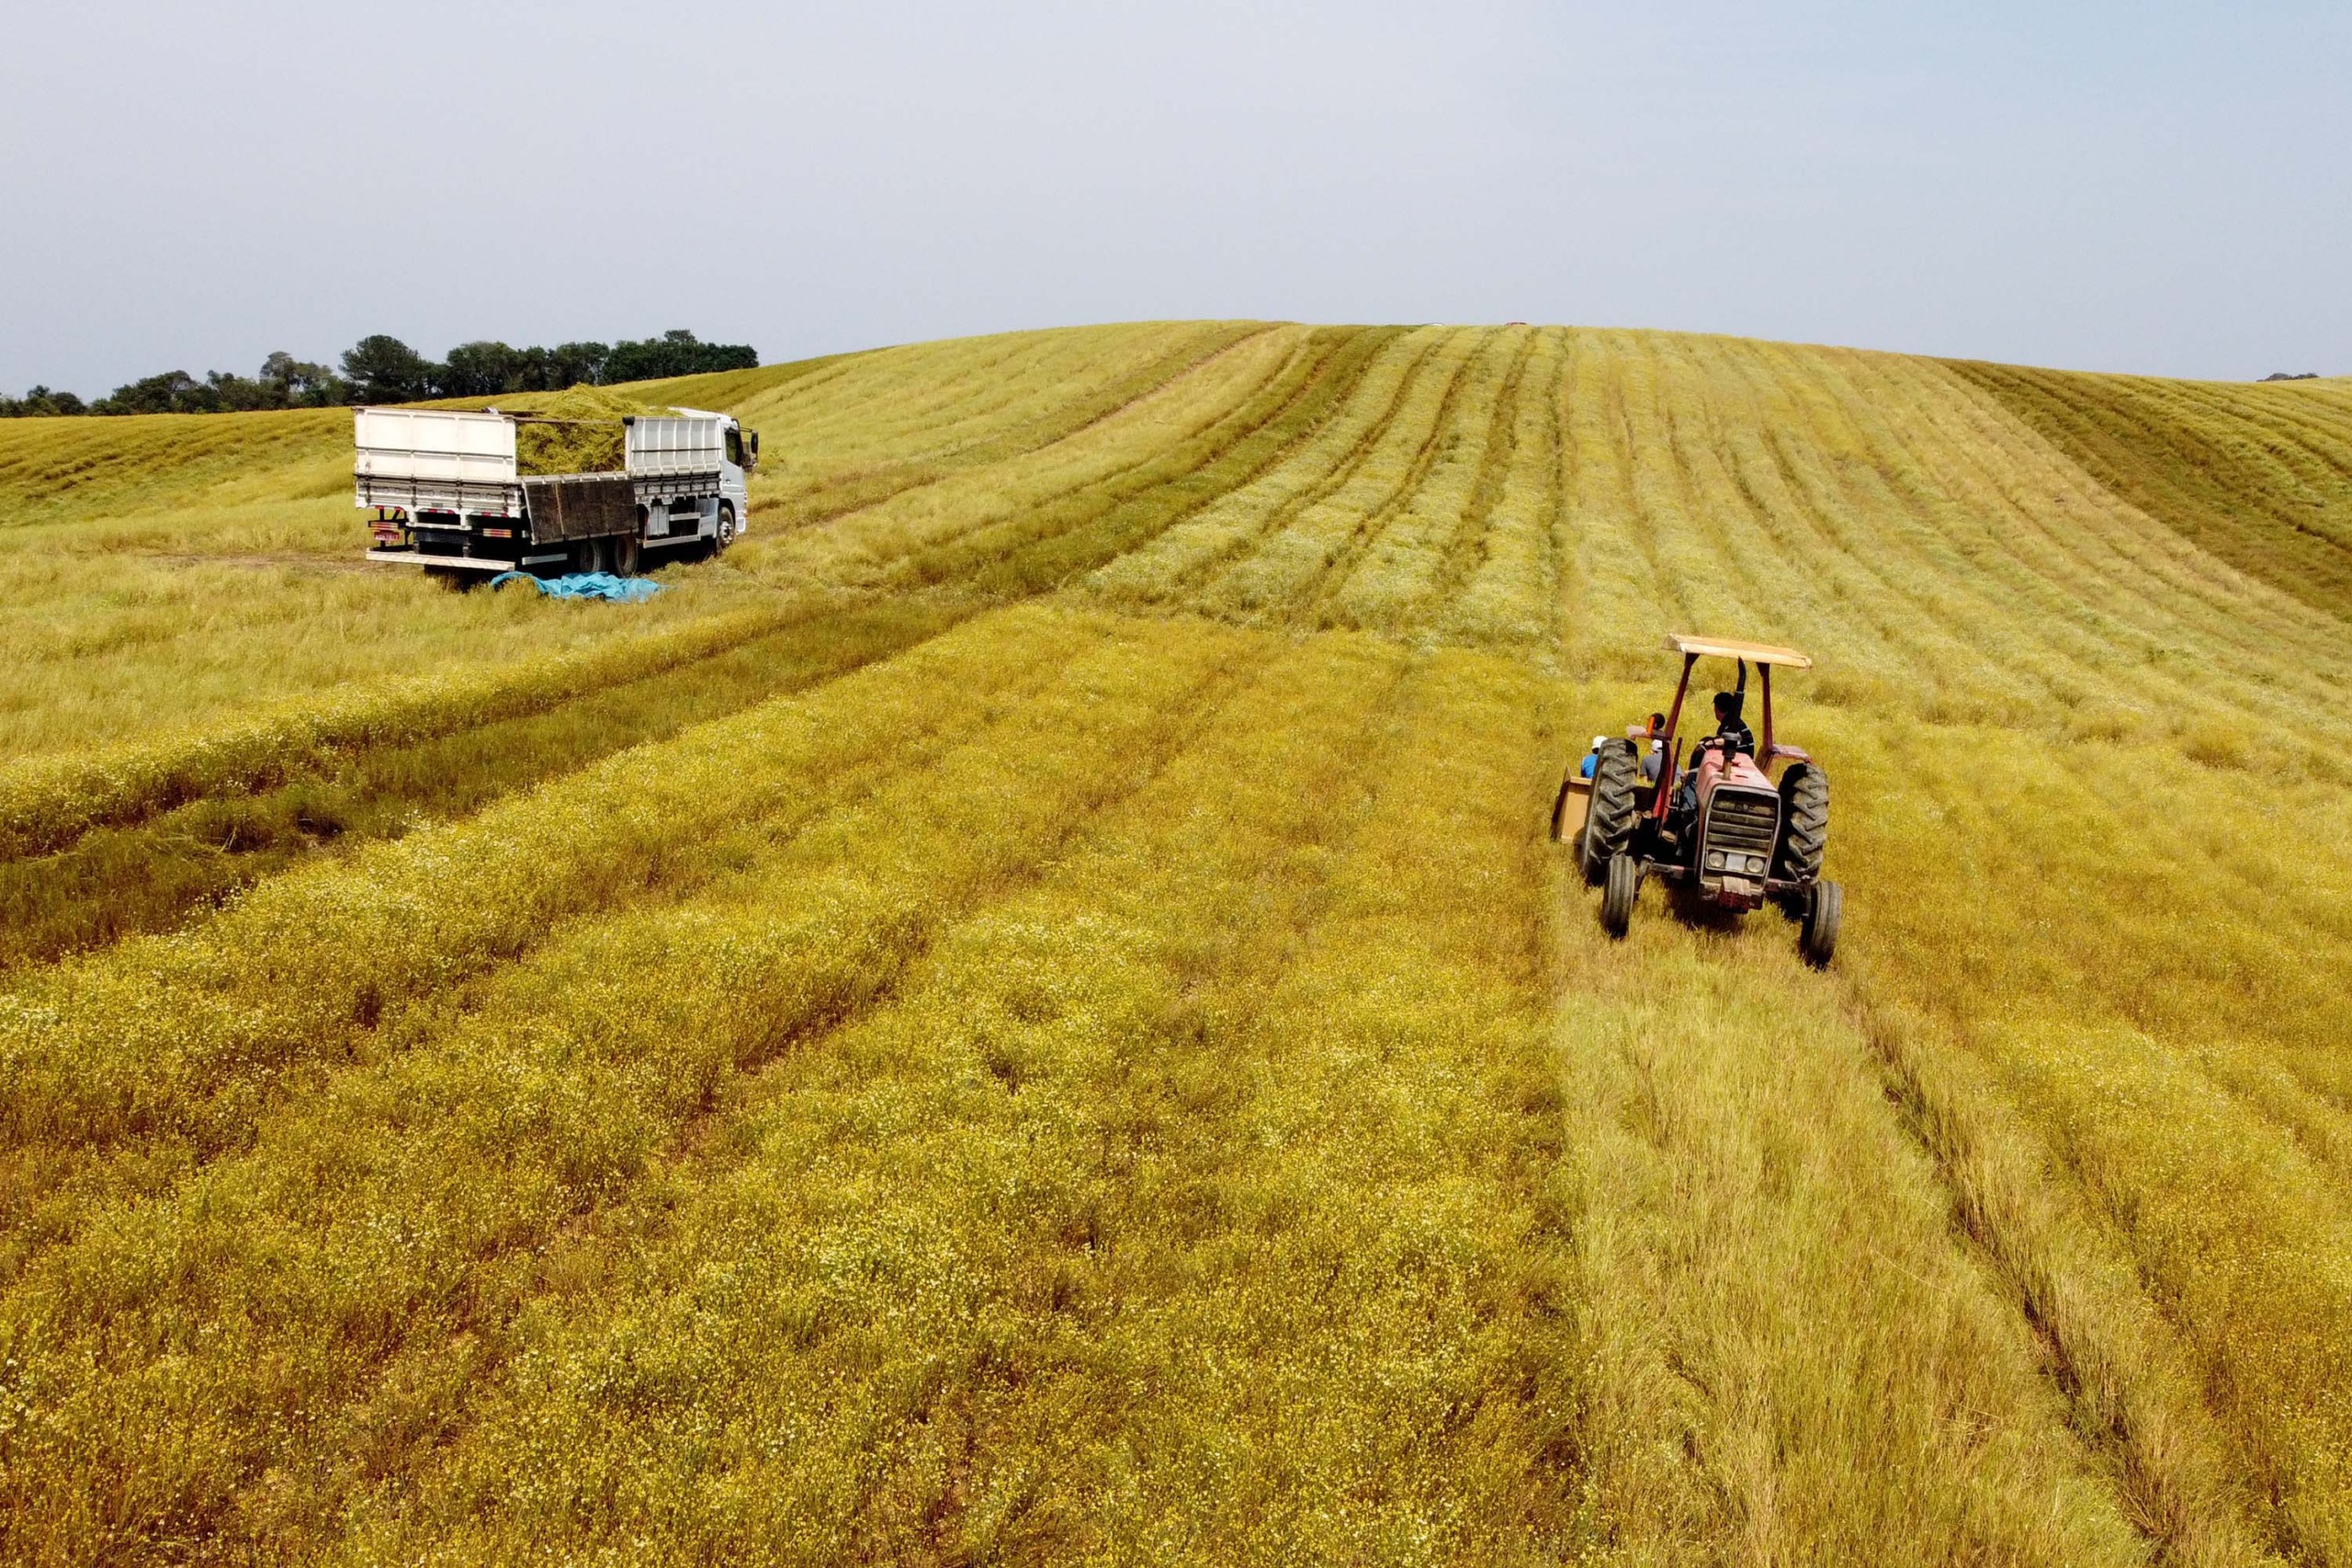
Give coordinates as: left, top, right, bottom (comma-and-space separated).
1582, 739, 1641, 885
1775, 763, 1828, 886
1801, 879, 1842, 967
1601, 852, 1639, 938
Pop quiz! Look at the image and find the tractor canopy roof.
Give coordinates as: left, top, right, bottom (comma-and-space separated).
1667, 633, 1813, 669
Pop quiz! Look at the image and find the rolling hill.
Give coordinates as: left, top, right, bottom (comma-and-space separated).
3, 322, 2350, 1565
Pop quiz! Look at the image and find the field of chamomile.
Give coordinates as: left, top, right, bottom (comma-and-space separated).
4, 321, 2352, 1565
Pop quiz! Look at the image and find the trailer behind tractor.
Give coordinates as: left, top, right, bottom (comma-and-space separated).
356, 406, 758, 579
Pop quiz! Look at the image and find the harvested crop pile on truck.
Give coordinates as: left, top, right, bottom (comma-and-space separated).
514, 384, 675, 475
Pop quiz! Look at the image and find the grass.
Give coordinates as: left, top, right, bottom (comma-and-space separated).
1, 321, 2349, 1563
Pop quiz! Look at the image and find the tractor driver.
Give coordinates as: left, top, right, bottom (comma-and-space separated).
1671, 664, 1757, 818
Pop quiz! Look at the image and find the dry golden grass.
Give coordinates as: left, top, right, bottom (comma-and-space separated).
2, 321, 2348, 1563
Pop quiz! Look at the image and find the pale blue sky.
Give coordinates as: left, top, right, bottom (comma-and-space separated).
3, 1, 2345, 392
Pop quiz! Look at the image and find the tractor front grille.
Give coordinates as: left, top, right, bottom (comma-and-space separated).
1704, 789, 1780, 863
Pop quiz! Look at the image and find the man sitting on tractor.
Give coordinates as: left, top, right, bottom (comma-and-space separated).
1672, 665, 1757, 818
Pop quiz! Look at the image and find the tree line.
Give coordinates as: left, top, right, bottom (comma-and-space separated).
1, 330, 759, 417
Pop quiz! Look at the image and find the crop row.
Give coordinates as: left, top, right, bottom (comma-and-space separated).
0, 607, 1262, 1564
337, 636, 1582, 1562
0, 595, 968, 973
0, 605, 1126, 1276
0, 603, 805, 863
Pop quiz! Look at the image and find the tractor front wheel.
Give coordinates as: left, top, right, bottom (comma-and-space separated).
1602, 853, 1639, 938
1583, 739, 1642, 885
1801, 879, 1842, 967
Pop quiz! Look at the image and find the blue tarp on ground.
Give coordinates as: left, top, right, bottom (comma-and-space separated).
488, 571, 664, 604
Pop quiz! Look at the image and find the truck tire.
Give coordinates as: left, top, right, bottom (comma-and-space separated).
1581, 739, 1641, 885
612, 531, 642, 577
716, 502, 737, 552
1801, 879, 1842, 967
1601, 852, 1639, 938
1774, 763, 1828, 887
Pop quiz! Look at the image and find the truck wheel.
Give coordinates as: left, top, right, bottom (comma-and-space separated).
716, 502, 737, 552
612, 532, 642, 577
1582, 739, 1641, 885
1601, 852, 1639, 938
1774, 763, 1828, 886
1801, 880, 1842, 967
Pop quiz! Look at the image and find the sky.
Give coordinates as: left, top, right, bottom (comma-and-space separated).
3, 1, 2346, 393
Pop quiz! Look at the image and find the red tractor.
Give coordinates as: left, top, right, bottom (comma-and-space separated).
1552, 634, 1840, 965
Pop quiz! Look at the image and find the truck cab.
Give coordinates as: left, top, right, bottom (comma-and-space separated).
625, 409, 756, 554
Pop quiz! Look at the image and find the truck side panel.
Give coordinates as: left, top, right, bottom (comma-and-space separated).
355, 409, 524, 516
521, 474, 638, 543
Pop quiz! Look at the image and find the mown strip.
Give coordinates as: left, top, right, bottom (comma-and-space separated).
333, 637, 1586, 1564
1942, 359, 2352, 621
0, 606, 1115, 1280
0, 595, 966, 972
753, 323, 1276, 534
0, 604, 807, 863
0, 611, 1266, 1566
900, 326, 1406, 597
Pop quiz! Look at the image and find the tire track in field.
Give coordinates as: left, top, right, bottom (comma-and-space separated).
1543, 833, 2171, 1564
0, 615, 1283, 1566
1817, 713, 2348, 1562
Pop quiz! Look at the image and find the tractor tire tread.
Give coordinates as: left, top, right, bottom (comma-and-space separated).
1776, 763, 1828, 886
1583, 739, 1642, 884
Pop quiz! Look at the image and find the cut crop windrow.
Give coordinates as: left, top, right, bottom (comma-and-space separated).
328, 637, 1591, 1566
1317, 326, 1532, 635
0, 607, 1118, 1277
0, 596, 972, 973
1198, 328, 1474, 619
1441, 328, 1572, 649
857, 327, 1319, 588
0, 608, 1272, 1567
1417, 324, 1543, 638
0, 604, 800, 863
967, 327, 1410, 598
754, 324, 1273, 536
1081, 327, 1427, 604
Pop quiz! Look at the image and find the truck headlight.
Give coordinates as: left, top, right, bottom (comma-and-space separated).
1745, 855, 1768, 874
1706, 851, 1724, 870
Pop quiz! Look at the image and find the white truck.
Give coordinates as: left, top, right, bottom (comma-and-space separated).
356, 407, 758, 577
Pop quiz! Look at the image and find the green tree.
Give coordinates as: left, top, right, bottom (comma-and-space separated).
340, 335, 440, 403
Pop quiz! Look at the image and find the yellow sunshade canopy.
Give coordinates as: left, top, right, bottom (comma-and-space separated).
1667, 633, 1813, 669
